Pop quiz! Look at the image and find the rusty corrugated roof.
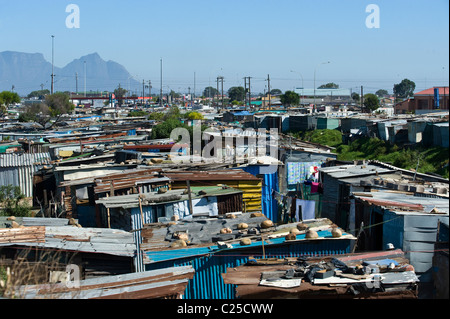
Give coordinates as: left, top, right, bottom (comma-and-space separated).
164, 169, 260, 181
15, 265, 195, 299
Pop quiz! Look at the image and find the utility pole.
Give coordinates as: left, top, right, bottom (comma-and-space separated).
221, 77, 224, 111
216, 76, 224, 111
267, 74, 271, 110
188, 87, 191, 108
194, 72, 196, 101
244, 77, 247, 109
216, 77, 220, 110
75, 73, 78, 95
84, 61, 87, 97
142, 79, 145, 105
244, 76, 252, 110
160, 58, 163, 108
248, 77, 251, 109
361, 85, 364, 112
51, 35, 55, 94
148, 80, 152, 101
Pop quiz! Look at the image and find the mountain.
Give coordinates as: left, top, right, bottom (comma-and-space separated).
0, 51, 140, 96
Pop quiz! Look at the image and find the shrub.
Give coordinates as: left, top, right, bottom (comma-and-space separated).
0, 185, 31, 217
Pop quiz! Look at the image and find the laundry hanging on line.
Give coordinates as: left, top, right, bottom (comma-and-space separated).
286, 161, 323, 185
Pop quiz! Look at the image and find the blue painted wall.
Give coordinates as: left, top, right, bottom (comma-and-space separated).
239, 165, 280, 223
145, 236, 353, 299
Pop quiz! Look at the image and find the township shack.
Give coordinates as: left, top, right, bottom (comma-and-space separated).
351, 189, 449, 297
135, 217, 356, 299
13, 266, 194, 299
163, 170, 263, 212
222, 249, 419, 299
0, 217, 136, 280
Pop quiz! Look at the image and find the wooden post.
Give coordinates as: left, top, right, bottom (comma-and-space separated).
186, 180, 194, 216
109, 181, 115, 197
107, 208, 111, 228
138, 196, 145, 227
261, 233, 265, 259
105, 193, 111, 228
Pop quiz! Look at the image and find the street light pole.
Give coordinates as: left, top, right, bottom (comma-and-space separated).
51, 35, 55, 94
290, 70, 304, 106
160, 58, 163, 108
84, 61, 87, 97
314, 61, 330, 113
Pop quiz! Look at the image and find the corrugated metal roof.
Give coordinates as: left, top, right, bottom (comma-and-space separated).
0, 152, 51, 167
354, 191, 449, 215
0, 226, 136, 257
16, 265, 194, 299
320, 164, 394, 179
144, 228, 355, 264
96, 186, 243, 209
164, 169, 261, 181
144, 225, 355, 299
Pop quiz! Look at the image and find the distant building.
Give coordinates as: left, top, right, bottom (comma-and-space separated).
222, 111, 254, 123
395, 86, 450, 114
294, 88, 352, 106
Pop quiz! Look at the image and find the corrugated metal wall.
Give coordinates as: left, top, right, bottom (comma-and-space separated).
171, 180, 262, 213
0, 153, 51, 198
433, 123, 449, 148
381, 210, 449, 282
240, 166, 279, 222
321, 174, 339, 221
317, 118, 340, 130
401, 214, 449, 278
381, 210, 404, 251
144, 239, 353, 299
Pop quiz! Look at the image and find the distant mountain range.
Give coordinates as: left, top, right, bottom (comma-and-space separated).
0, 51, 140, 96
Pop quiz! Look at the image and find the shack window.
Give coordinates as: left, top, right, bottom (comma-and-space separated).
152, 205, 166, 223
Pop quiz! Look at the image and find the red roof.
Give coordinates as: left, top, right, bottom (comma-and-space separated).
415, 87, 450, 96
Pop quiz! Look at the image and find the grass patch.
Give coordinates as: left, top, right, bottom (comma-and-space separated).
289, 129, 449, 178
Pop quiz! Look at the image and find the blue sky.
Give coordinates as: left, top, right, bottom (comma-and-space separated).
0, 0, 448, 95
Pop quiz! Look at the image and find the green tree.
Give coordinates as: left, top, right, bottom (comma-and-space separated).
0, 91, 21, 115
228, 87, 245, 102
148, 112, 165, 121
363, 93, 380, 112
184, 111, 204, 120
128, 110, 148, 117
280, 90, 300, 106
27, 90, 50, 99
393, 79, 415, 99
44, 93, 75, 127
114, 86, 128, 107
375, 89, 389, 97
269, 89, 282, 95
151, 118, 187, 139
18, 103, 50, 125
164, 106, 181, 121
0, 185, 31, 217
203, 87, 219, 98
351, 92, 360, 103
169, 90, 181, 100
318, 83, 339, 89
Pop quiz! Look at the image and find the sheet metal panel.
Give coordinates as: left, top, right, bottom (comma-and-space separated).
240, 165, 279, 222
0, 153, 51, 197
382, 212, 448, 279
144, 235, 354, 299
